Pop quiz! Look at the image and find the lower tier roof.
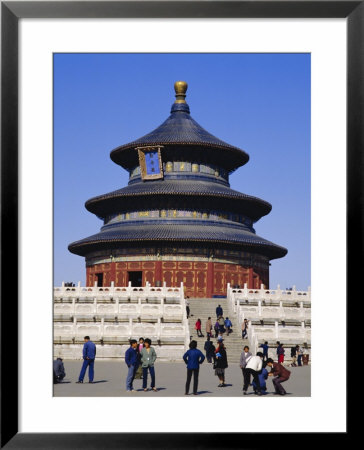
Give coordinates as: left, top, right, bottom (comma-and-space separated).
68, 221, 287, 260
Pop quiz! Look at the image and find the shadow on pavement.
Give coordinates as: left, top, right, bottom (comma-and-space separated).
135, 387, 167, 392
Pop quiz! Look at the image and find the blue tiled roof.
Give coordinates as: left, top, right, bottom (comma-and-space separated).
68, 221, 287, 260
110, 102, 249, 169
85, 179, 272, 220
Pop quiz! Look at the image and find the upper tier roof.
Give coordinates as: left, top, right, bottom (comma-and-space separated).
110, 82, 249, 171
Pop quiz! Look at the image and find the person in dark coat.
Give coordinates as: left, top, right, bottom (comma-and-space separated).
266, 358, 291, 395
53, 358, 65, 383
183, 340, 205, 395
125, 339, 138, 392
214, 320, 220, 338
204, 335, 215, 363
214, 342, 228, 387
76, 336, 96, 383
216, 304, 223, 318
259, 341, 269, 362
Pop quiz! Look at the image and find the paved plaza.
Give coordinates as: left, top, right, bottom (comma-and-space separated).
54, 360, 311, 397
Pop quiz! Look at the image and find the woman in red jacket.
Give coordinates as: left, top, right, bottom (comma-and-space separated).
195, 318, 203, 337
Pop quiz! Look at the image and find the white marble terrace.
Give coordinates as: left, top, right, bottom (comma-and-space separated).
227, 283, 311, 358
54, 281, 189, 361
54, 281, 312, 361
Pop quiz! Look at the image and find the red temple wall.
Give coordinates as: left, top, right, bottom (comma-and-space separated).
86, 260, 269, 298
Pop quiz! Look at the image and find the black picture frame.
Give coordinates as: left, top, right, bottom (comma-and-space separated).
1, 1, 358, 447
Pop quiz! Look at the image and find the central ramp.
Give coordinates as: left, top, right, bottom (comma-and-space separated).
186, 297, 248, 364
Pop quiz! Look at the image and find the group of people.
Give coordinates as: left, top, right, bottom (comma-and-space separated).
194, 305, 234, 340
183, 335, 228, 394
54, 335, 300, 396
54, 335, 158, 392
240, 345, 291, 395
183, 334, 292, 396
258, 341, 306, 367
125, 337, 157, 392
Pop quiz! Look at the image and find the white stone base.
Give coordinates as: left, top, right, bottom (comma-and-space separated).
54, 344, 186, 361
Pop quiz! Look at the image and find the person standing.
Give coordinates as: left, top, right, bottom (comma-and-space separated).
214, 319, 220, 338
76, 336, 96, 384
243, 352, 264, 395
242, 319, 248, 339
218, 316, 225, 334
125, 339, 138, 392
204, 335, 215, 363
195, 318, 203, 337
214, 341, 228, 387
215, 335, 224, 352
183, 340, 205, 395
259, 341, 269, 362
290, 345, 298, 367
140, 338, 158, 391
53, 358, 66, 383
297, 345, 303, 366
239, 345, 252, 393
186, 298, 190, 318
266, 358, 291, 395
277, 343, 285, 364
216, 304, 223, 318
134, 337, 144, 379
205, 317, 213, 338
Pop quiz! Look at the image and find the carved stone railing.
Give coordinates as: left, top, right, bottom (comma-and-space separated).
54, 281, 190, 356
227, 283, 311, 356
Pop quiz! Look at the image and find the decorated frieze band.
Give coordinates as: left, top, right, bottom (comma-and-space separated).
104, 209, 254, 227
137, 146, 164, 180
129, 160, 228, 180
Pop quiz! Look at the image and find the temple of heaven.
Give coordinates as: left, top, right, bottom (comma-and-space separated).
69, 81, 287, 297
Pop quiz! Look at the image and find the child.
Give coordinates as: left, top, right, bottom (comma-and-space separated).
251, 366, 268, 395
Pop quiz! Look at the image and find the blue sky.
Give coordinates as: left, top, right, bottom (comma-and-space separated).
54, 53, 310, 290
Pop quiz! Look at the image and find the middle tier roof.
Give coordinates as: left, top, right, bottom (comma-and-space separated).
85, 179, 272, 222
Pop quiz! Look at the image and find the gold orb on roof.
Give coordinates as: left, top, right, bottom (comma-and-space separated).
174, 80, 188, 103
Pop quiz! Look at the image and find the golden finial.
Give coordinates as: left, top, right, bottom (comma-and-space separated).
174, 81, 188, 103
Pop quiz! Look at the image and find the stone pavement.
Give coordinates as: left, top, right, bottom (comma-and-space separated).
54, 361, 311, 397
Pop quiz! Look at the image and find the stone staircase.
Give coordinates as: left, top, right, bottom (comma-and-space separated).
186, 297, 248, 364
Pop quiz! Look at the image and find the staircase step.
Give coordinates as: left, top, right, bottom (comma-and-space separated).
186, 297, 249, 363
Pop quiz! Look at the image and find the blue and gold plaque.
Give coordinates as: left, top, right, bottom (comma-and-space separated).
137, 146, 164, 180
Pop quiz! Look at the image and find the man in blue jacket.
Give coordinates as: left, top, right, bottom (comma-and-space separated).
259, 341, 269, 362
76, 336, 96, 383
183, 340, 205, 395
125, 339, 138, 392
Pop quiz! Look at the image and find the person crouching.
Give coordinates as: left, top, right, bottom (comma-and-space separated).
266, 358, 291, 395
